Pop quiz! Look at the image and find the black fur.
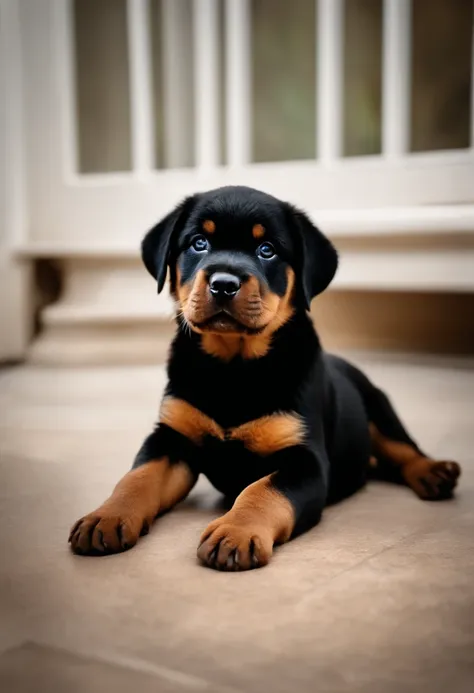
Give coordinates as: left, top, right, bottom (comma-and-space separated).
142, 186, 336, 310
142, 195, 197, 293
136, 186, 424, 540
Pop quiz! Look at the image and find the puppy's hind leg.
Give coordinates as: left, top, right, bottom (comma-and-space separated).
365, 385, 460, 500
331, 356, 461, 500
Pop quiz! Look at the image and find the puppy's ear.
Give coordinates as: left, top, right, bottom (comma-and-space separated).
285, 204, 338, 309
141, 196, 197, 293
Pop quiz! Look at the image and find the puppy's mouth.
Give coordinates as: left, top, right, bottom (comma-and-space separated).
191, 311, 264, 335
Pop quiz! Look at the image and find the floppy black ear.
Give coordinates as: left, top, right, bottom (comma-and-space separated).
285, 204, 338, 309
141, 196, 197, 293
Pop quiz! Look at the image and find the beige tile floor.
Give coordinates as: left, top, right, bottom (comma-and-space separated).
0, 354, 473, 692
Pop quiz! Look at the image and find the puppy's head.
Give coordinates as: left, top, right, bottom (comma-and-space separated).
142, 186, 337, 336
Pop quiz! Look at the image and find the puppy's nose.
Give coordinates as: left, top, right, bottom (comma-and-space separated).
209, 272, 241, 299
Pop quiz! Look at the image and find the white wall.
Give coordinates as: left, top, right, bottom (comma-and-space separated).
0, 0, 30, 361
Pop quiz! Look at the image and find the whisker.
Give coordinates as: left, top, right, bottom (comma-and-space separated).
177, 312, 193, 338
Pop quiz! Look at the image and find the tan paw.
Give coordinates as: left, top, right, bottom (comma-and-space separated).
69, 510, 149, 555
406, 460, 461, 500
197, 515, 273, 571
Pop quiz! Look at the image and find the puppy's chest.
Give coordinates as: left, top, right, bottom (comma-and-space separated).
160, 396, 306, 457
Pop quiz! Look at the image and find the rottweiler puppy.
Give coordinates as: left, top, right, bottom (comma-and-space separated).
69, 186, 461, 570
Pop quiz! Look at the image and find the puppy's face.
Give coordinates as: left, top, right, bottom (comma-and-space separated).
173, 203, 296, 335
142, 186, 338, 339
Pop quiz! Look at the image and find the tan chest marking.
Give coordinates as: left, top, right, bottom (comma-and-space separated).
160, 397, 225, 444
160, 397, 305, 455
229, 413, 306, 455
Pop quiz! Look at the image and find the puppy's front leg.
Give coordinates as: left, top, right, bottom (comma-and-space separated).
197, 448, 327, 571
69, 426, 198, 555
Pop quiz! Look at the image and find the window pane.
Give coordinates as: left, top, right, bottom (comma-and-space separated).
150, 0, 164, 169
343, 0, 382, 157
150, 0, 195, 169
73, 0, 132, 173
411, 0, 473, 152
251, 0, 316, 163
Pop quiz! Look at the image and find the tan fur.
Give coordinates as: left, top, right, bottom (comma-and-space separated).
160, 398, 303, 459
252, 223, 265, 239
103, 461, 166, 520
259, 266, 295, 333
160, 462, 197, 511
228, 474, 295, 543
230, 413, 305, 455
202, 219, 215, 234
200, 268, 295, 361
69, 458, 196, 554
200, 332, 279, 361
160, 396, 225, 443
197, 474, 295, 569
200, 333, 244, 361
369, 423, 461, 499
178, 256, 295, 361
369, 423, 420, 466
181, 269, 213, 327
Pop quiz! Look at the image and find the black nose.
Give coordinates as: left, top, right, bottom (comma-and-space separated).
209, 272, 241, 299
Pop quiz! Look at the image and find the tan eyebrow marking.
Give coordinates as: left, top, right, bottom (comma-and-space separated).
252, 223, 265, 239
202, 220, 216, 234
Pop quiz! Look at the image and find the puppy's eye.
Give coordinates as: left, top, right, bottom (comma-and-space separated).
191, 235, 209, 252
257, 242, 275, 260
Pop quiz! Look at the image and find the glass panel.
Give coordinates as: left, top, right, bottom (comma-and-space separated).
343, 0, 382, 157
150, 0, 164, 169
73, 0, 132, 173
411, 0, 473, 152
150, 0, 195, 168
251, 0, 316, 163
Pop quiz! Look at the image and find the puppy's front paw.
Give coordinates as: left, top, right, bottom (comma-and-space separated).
69, 509, 147, 556
197, 515, 273, 571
